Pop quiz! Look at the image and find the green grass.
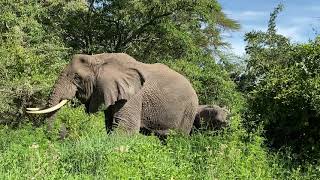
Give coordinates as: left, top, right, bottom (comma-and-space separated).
1, 108, 319, 179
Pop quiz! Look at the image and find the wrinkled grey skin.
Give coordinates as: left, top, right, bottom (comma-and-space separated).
193, 105, 230, 130
44, 53, 198, 137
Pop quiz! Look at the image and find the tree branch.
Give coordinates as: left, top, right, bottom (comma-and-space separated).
119, 11, 173, 51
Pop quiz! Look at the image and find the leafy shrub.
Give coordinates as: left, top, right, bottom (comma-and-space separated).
0, 1, 69, 126
242, 4, 320, 161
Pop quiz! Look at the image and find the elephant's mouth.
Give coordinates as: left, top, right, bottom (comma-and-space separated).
75, 89, 89, 103
75, 88, 93, 113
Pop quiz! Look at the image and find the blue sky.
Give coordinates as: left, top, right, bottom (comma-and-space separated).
218, 0, 320, 55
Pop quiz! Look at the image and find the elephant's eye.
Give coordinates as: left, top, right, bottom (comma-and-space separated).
79, 58, 86, 63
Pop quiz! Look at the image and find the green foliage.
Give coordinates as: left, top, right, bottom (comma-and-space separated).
0, 1, 69, 126
242, 4, 320, 162
46, 105, 105, 140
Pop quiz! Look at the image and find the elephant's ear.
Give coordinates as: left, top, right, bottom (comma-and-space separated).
97, 66, 145, 108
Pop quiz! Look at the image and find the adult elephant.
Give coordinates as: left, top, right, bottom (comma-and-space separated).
27, 53, 199, 137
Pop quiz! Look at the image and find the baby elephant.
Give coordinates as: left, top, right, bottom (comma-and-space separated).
193, 105, 230, 130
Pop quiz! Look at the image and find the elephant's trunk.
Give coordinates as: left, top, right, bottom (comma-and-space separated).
27, 64, 77, 130
48, 67, 76, 107
46, 65, 77, 129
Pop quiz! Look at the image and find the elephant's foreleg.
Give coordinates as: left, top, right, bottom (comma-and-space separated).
104, 100, 126, 133
104, 107, 114, 133
154, 130, 169, 143
114, 113, 141, 134
113, 95, 142, 134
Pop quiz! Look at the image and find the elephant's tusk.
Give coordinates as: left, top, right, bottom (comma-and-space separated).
26, 107, 41, 111
26, 100, 68, 114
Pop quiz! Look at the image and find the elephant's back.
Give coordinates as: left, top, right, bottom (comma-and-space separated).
142, 64, 197, 101
151, 64, 196, 96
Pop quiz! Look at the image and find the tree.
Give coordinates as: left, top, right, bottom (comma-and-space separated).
42, 0, 240, 62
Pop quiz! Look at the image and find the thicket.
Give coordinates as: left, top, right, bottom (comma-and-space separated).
239, 4, 320, 163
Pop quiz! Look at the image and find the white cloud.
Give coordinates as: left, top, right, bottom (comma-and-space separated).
291, 17, 315, 24
277, 26, 303, 41
240, 11, 267, 17
225, 37, 246, 56
290, 17, 320, 32
230, 41, 246, 56
225, 10, 268, 21
242, 24, 267, 32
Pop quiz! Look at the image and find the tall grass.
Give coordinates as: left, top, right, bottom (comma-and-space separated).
0, 107, 319, 179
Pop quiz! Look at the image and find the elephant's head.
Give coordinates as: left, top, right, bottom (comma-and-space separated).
196, 105, 231, 130
27, 53, 145, 129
